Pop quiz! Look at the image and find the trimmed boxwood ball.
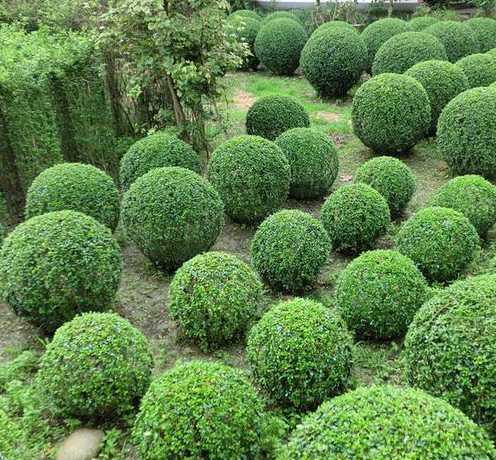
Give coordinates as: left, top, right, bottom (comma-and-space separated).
280, 385, 496, 459
169, 252, 263, 351
36, 312, 153, 419
275, 128, 338, 199
230, 9, 260, 21
404, 274, 496, 436
228, 15, 261, 70
312, 20, 355, 36
119, 132, 201, 191
466, 17, 496, 52
321, 183, 390, 253
409, 16, 439, 31
246, 96, 310, 140
132, 360, 266, 459
25, 162, 120, 231
246, 298, 353, 410
396, 206, 480, 282
251, 210, 331, 292
425, 21, 479, 62
254, 18, 307, 75
336, 250, 428, 340
354, 156, 416, 216
456, 53, 496, 88
352, 73, 431, 154
122, 167, 224, 271
0, 211, 122, 333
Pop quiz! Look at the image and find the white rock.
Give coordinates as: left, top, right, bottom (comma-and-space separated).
56, 428, 104, 460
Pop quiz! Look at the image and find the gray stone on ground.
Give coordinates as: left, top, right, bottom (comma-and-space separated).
56, 428, 104, 460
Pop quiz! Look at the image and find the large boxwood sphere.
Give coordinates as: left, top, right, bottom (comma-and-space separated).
36, 312, 153, 419
0, 211, 122, 332
300, 27, 367, 97
254, 18, 307, 75
425, 21, 479, 62
321, 183, 390, 253
246, 298, 353, 410
280, 385, 496, 459
354, 156, 416, 216
456, 53, 496, 88
228, 15, 261, 70
207, 135, 290, 223
132, 360, 266, 459
396, 206, 480, 282
352, 73, 431, 154
246, 96, 310, 140
409, 16, 439, 32
466, 17, 496, 52
122, 167, 224, 270
25, 163, 120, 231
404, 274, 496, 436
169, 251, 263, 351
119, 132, 201, 191
251, 210, 331, 292
275, 128, 338, 199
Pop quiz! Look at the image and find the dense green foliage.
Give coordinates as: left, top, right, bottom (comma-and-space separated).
409, 16, 439, 31
466, 17, 496, 52
228, 15, 261, 70
311, 20, 356, 36
456, 53, 496, 88
230, 9, 260, 21
425, 21, 479, 62
0, 408, 23, 460
262, 11, 299, 24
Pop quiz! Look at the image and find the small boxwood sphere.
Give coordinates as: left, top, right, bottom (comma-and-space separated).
230, 9, 260, 21
119, 132, 201, 191
396, 206, 480, 282
122, 167, 224, 270
425, 21, 479, 62
456, 53, 496, 88
409, 16, 439, 32
246, 298, 353, 410
466, 17, 496, 52
300, 27, 367, 97
169, 252, 263, 351
132, 360, 266, 459
208, 136, 290, 223
321, 183, 390, 253
254, 18, 307, 75
280, 385, 496, 459
404, 274, 496, 435
228, 15, 261, 70
251, 210, 331, 292
246, 96, 310, 141
275, 128, 338, 199
25, 163, 120, 231
354, 156, 416, 216
352, 73, 431, 154
36, 312, 153, 419
0, 211, 122, 332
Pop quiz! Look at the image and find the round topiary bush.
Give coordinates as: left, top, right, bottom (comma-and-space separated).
275, 127, 339, 199
456, 53, 496, 88
425, 21, 479, 62
0, 211, 122, 332
321, 183, 390, 253
132, 360, 266, 459
36, 312, 153, 419
25, 163, 120, 231
119, 132, 201, 191
300, 27, 367, 97
352, 73, 431, 154
261, 11, 299, 25
230, 9, 260, 21
228, 15, 261, 70
405, 59, 469, 134
122, 167, 224, 271
246, 298, 353, 410
280, 385, 496, 458
404, 274, 496, 436
409, 16, 439, 32
246, 96, 310, 140
466, 17, 496, 52
169, 252, 263, 351
250, 210, 331, 292
311, 20, 355, 36
353, 156, 416, 216
208, 136, 290, 223
396, 206, 480, 282
254, 18, 307, 75
372, 32, 448, 75
437, 87, 496, 178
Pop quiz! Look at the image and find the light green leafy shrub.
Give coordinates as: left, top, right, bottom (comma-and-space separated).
230, 9, 260, 21
228, 15, 261, 70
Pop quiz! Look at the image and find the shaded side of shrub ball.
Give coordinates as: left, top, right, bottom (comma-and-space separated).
466, 17, 496, 52
456, 53, 496, 88
408, 16, 439, 32
228, 15, 261, 70
425, 21, 479, 62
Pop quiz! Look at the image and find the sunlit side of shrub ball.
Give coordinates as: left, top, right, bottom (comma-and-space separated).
456, 53, 496, 88
466, 17, 496, 52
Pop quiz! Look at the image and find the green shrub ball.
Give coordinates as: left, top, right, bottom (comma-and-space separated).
132, 360, 266, 459
408, 16, 439, 32
247, 298, 353, 410
352, 73, 431, 154
254, 18, 307, 75
275, 128, 338, 199
466, 17, 496, 52
169, 252, 263, 351
25, 163, 120, 231
230, 9, 260, 21
321, 183, 390, 253
36, 312, 153, 419
404, 274, 496, 436
122, 167, 224, 271
311, 20, 355, 36
228, 15, 261, 70
354, 156, 415, 215
456, 53, 496, 88
0, 211, 122, 332
208, 135, 290, 223
246, 96, 310, 140
396, 206, 480, 282
280, 385, 496, 459
251, 210, 331, 292
262, 11, 299, 25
